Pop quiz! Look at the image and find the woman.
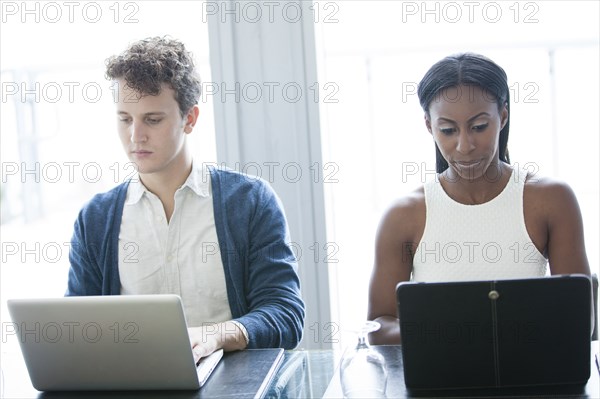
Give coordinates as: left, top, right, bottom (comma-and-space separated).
368, 53, 591, 344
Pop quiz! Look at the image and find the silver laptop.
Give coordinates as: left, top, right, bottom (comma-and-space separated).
7, 295, 223, 391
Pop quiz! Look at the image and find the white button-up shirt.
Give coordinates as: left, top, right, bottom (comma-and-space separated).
118, 164, 233, 328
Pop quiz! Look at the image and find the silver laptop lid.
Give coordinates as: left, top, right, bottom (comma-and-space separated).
8, 295, 201, 391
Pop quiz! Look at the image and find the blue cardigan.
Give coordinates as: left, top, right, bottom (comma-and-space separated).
66, 167, 305, 349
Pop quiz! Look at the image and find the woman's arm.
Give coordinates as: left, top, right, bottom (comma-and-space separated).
367, 190, 425, 344
525, 177, 590, 276
525, 177, 593, 334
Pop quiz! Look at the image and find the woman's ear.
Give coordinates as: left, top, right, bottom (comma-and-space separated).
500, 103, 508, 130
425, 114, 432, 134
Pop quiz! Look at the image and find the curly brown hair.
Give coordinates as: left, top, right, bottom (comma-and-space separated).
105, 36, 201, 116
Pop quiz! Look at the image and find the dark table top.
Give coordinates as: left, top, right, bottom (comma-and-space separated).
2, 342, 599, 398
324, 343, 600, 398
0, 347, 338, 399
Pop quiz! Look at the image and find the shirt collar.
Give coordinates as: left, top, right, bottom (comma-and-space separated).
125, 177, 147, 205
125, 161, 210, 206
183, 161, 211, 198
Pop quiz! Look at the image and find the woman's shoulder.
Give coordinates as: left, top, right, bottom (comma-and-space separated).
389, 186, 425, 212
378, 186, 426, 240
523, 171, 580, 210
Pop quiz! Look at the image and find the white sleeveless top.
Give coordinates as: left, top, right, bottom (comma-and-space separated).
412, 168, 548, 282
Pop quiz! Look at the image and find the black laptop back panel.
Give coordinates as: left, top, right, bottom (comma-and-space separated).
397, 275, 592, 392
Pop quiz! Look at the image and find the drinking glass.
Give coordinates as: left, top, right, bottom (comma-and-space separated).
339, 321, 388, 398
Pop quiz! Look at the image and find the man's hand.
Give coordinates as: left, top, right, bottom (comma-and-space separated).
188, 321, 248, 362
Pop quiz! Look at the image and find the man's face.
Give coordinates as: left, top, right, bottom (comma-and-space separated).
115, 80, 196, 178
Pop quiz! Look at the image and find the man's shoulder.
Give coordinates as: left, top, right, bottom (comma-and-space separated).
79, 181, 130, 217
208, 166, 284, 219
209, 166, 272, 196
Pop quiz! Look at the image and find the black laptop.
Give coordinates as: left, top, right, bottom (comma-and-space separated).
396, 274, 592, 393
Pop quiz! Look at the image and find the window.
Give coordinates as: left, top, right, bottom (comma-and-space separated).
315, 0, 599, 348
1, 1, 216, 351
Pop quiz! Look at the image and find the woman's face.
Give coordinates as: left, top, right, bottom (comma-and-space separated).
426, 84, 508, 181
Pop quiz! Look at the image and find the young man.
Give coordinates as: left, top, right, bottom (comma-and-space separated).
66, 37, 305, 359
